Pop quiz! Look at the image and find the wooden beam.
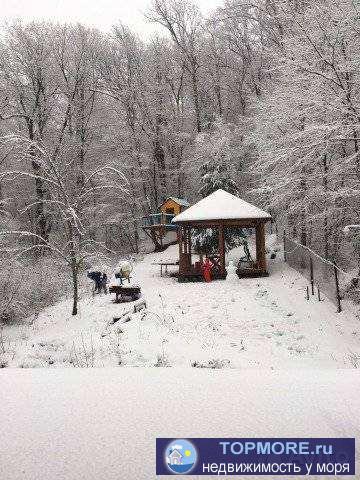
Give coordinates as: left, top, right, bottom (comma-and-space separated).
256, 223, 266, 272
186, 227, 192, 268
173, 218, 271, 228
219, 224, 226, 275
178, 226, 191, 275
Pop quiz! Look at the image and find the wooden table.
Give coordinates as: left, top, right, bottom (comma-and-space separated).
152, 262, 178, 276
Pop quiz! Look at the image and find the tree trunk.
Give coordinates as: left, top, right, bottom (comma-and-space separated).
152, 163, 159, 209
28, 120, 50, 245
322, 154, 329, 258
133, 220, 139, 254
153, 114, 166, 201
68, 220, 79, 316
299, 170, 307, 246
214, 82, 223, 118
76, 85, 86, 191
71, 258, 78, 316
191, 68, 202, 133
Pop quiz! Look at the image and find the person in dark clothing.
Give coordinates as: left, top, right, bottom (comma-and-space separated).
87, 271, 102, 294
101, 273, 108, 294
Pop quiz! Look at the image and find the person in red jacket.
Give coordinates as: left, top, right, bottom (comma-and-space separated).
202, 257, 213, 282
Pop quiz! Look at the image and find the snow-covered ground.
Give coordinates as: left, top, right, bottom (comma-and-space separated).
0, 368, 359, 480
1, 238, 360, 369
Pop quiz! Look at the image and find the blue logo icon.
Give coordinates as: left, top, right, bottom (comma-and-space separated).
165, 439, 197, 474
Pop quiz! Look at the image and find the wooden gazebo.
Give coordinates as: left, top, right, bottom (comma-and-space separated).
172, 189, 272, 282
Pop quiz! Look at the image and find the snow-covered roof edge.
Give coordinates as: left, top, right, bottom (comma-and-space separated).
160, 197, 190, 207
172, 189, 271, 223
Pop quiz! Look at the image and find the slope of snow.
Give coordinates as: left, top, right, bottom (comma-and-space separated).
172, 189, 271, 222
0, 368, 359, 480
1, 239, 360, 369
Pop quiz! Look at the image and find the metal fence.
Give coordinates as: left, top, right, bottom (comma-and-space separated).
284, 235, 343, 312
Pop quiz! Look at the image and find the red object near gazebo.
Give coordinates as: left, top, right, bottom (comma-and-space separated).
202, 257, 213, 282
172, 189, 272, 282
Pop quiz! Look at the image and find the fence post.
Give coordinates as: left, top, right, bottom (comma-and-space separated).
283, 230, 287, 262
333, 264, 342, 313
309, 256, 314, 295
317, 286, 321, 302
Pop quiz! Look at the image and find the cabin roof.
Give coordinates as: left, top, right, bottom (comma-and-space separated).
161, 197, 190, 208
172, 189, 271, 223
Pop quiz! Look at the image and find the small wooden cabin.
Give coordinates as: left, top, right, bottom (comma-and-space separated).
142, 196, 190, 251
160, 197, 190, 216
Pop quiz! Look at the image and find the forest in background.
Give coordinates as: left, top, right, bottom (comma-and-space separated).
1, 0, 360, 320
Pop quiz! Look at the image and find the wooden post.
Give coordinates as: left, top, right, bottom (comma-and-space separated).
178, 227, 184, 276
310, 257, 314, 295
178, 226, 191, 277
176, 227, 181, 251
256, 222, 266, 273
333, 264, 342, 313
182, 227, 186, 254
187, 227, 192, 269
219, 224, 226, 276
134, 221, 139, 254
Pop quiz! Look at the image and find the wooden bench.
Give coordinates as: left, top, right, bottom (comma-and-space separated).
109, 285, 141, 303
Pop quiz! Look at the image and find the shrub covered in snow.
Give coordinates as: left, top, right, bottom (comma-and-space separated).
191, 359, 231, 369
0, 256, 71, 325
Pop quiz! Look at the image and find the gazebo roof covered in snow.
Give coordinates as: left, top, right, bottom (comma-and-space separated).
172, 189, 271, 223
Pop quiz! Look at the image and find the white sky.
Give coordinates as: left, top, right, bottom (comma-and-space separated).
0, 0, 222, 39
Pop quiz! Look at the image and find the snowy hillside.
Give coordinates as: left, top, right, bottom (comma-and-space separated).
2, 241, 360, 370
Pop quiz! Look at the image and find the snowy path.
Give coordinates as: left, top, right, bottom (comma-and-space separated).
2, 243, 360, 369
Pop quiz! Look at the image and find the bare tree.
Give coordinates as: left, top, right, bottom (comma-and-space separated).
148, 0, 204, 132
0, 22, 59, 245
0, 135, 128, 315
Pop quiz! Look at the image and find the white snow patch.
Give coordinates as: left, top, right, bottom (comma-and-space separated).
0, 368, 359, 479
